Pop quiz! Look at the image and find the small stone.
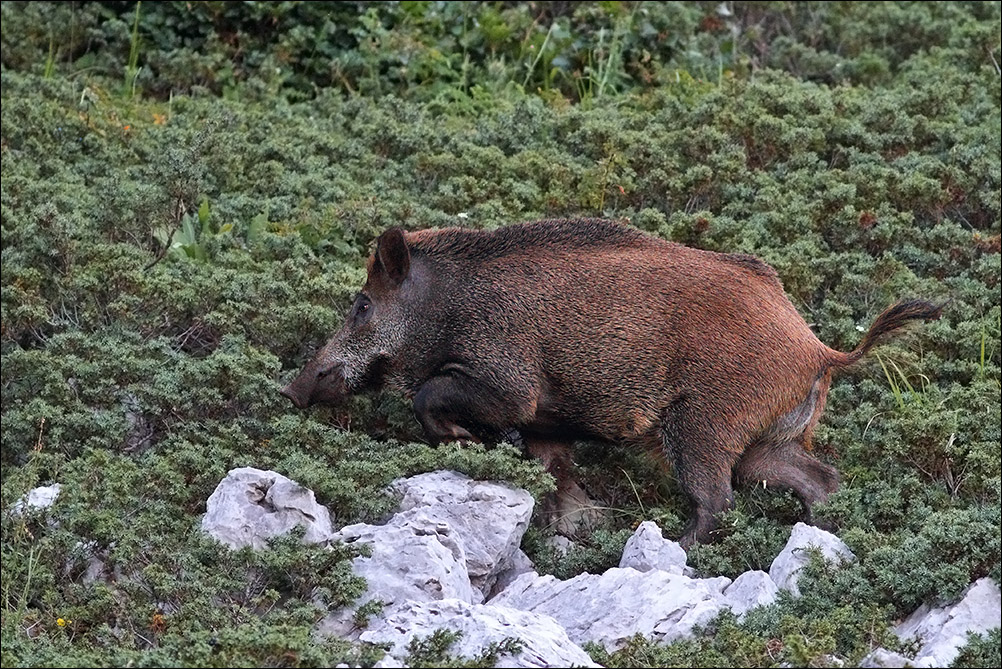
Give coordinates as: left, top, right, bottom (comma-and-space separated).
201, 468, 334, 550
619, 521, 687, 574
12, 483, 62, 515
769, 523, 855, 597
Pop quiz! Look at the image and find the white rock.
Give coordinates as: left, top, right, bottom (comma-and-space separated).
544, 534, 574, 557
12, 483, 61, 514
857, 648, 936, 667
391, 471, 533, 599
328, 519, 476, 619
319, 472, 534, 637
491, 567, 731, 651
201, 467, 334, 550
723, 570, 779, 618
769, 523, 855, 597
489, 550, 535, 599
619, 521, 687, 574
360, 598, 600, 668
895, 577, 1002, 667
373, 655, 407, 668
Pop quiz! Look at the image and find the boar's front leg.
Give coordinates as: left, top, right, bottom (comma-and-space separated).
413, 376, 478, 443
526, 438, 603, 536
412, 373, 532, 445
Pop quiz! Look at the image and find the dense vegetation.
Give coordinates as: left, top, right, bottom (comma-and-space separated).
2, 1, 999, 666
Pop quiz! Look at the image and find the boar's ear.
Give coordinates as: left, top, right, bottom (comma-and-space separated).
375, 227, 410, 287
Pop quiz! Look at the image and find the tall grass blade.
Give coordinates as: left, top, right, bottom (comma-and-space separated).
877, 353, 904, 409
125, 1, 142, 98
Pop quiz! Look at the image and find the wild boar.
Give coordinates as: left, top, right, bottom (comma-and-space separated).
280, 218, 942, 547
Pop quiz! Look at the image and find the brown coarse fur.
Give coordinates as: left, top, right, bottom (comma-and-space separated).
281, 218, 943, 547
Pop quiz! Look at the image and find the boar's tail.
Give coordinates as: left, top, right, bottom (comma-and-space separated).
828, 299, 945, 368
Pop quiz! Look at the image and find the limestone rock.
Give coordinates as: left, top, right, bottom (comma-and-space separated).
320, 472, 534, 637
12, 483, 61, 515
857, 648, 936, 668
391, 471, 533, 599
489, 549, 535, 599
895, 577, 1002, 667
360, 598, 600, 668
201, 467, 334, 550
723, 570, 780, 618
769, 522, 855, 597
331, 518, 476, 610
618, 521, 687, 575
491, 567, 731, 651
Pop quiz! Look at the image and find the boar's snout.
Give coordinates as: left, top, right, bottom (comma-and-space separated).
279, 382, 310, 409
280, 362, 346, 409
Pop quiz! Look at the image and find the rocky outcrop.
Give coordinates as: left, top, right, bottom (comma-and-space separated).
618, 520, 687, 575
860, 577, 1002, 668
324, 518, 477, 631
317, 471, 534, 638
201, 470, 997, 668
896, 577, 1001, 665
390, 471, 534, 599
722, 570, 780, 618
359, 599, 600, 668
201, 467, 335, 549
489, 549, 535, 600
491, 567, 732, 650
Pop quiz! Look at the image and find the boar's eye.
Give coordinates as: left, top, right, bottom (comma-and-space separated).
352, 295, 373, 323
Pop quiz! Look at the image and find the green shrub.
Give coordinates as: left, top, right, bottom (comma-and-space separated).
2, 1, 999, 666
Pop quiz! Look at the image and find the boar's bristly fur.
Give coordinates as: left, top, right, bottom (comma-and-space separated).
281, 218, 943, 548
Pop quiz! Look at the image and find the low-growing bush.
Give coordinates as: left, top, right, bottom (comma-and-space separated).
2, 1, 999, 666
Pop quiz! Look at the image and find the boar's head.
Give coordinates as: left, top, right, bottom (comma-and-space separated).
280, 228, 419, 409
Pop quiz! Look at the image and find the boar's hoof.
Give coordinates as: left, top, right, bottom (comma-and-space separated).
678, 522, 725, 551
538, 479, 605, 538
497, 427, 525, 449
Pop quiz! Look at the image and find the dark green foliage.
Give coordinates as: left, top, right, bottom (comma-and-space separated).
586, 600, 898, 667
524, 526, 636, 581
950, 628, 1002, 668
404, 629, 523, 668
2, 1, 1000, 667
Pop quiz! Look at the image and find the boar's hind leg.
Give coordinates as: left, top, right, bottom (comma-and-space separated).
735, 438, 839, 523
735, 376, 838, 524
413, 373, 533, 445
662, 402, 740, 549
